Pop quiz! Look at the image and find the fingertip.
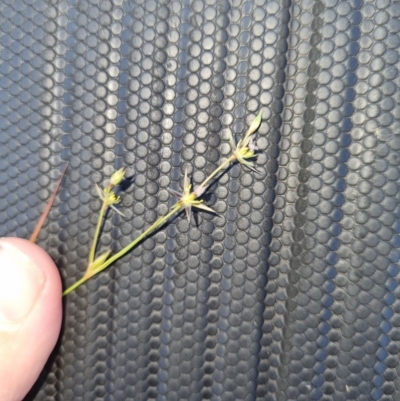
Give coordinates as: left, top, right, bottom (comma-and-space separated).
0, 238, 62, 401
0, 237, 62, 294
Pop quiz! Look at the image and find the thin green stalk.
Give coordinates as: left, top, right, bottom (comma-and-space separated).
89, 202, 107, 264
62, 276, 88, 296
62, 203, 183, 296
199, 154, 236, 189
98, 203, 182, 271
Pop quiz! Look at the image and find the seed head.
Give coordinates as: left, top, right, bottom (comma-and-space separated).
168, 168, 217, 223
110, 167, 125, 186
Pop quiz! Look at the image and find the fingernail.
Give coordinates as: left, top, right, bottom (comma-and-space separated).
0, 241, 46, 324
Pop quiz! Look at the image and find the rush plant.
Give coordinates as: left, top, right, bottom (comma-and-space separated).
30, 112, 263, 296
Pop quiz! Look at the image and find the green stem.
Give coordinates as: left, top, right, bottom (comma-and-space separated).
98, 203, 183, 272
89, 202, 107, 264
199, 154, 236, 190
62, 276, 88, 296
63, 203, 183, 296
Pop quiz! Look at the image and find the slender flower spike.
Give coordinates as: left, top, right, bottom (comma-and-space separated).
228, 131, 258, 172
110, 167, 126, 186
168, 168, 217, 223
95, 183, 125, 216
229, 111, 262, 172
246, 111, 263, 139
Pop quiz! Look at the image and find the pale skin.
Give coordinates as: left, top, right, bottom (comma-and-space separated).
0, 237, 62, 401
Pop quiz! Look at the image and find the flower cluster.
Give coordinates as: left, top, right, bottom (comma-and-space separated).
229, 111, 262, 172
94, 167, 125, 216
166, 112, 263, 224
168, 168, 217, 223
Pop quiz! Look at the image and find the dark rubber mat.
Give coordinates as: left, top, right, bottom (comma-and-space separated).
1, 0, 400, 400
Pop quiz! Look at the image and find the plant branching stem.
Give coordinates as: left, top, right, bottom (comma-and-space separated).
62, 276, 88, 296
62, 203, 183, 296
199, 154, 236, 189
63, 153, 240, 296
98, 203, 182, 272
88, 202, 107, 264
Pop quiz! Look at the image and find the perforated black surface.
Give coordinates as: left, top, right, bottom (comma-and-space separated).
1, 0, 400, 400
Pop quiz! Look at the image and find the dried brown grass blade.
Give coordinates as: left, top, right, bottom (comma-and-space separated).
29, 163, 68, 243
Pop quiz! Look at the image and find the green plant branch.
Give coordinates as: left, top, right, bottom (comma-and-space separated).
98, 203, 183, 272
62, 276, 88, 296
61, 112, 262, 296
88, 202, 107, 264
199, 154, 236, 190
62, 203, 183, 296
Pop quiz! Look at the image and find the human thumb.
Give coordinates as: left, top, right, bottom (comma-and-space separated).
0, 238, 62, 401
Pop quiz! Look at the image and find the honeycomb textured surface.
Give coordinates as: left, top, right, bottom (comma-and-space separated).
0, 0, 400, 400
